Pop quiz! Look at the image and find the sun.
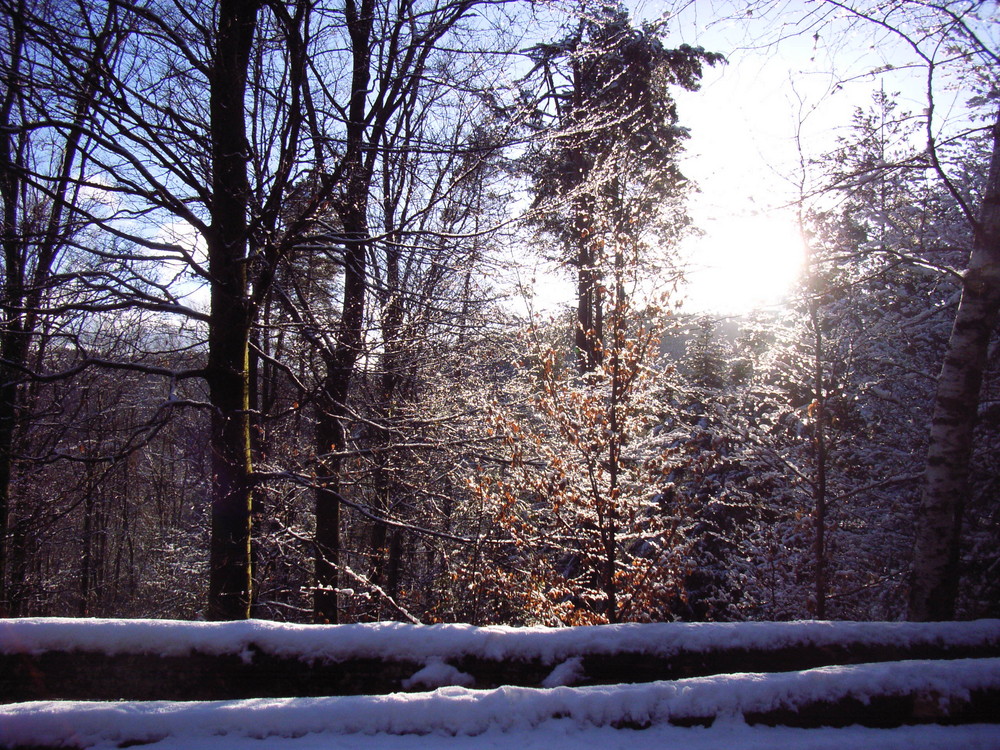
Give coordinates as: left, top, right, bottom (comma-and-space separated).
680, 214, 805, 315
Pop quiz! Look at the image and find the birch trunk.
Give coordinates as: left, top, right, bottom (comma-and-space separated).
909, 109, 1000, 621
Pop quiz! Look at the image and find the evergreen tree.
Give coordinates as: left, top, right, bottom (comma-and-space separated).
521, 1, 722, 372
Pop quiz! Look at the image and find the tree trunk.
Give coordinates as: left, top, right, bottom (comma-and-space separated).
0, 345, 26, 616
313, 243, 366, 622
574, 195, 602, 374
909, 109, 1000, 621
313, 197, 368, 624
366, 213, 404, 620
314, 382, 344, 624
79, 490, 95, 617
206, 0, 259, 621
810, 300, 828, 620
312, 0, 373, 624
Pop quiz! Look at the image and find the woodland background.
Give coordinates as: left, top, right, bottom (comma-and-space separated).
0, 0, 997, 626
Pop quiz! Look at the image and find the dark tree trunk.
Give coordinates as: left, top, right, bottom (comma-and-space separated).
810, 300, 828, 620
0, 343, 27, 616
79, 491, 95, 617
313, 196, 369, 624
366, 212, 404, 620
909, 109, 1000, 621
313, 242, 366, 623
573, 193, 602, 374
386, 528, 403, 603
312, 0, 374, 624
206, 0, 259, 621
314, 381, 345, 624
0, 0, 28, 616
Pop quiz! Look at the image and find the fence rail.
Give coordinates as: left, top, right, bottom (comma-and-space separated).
2, 619, 999, 748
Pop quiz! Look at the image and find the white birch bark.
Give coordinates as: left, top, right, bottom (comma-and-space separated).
909, 109, 1000, 621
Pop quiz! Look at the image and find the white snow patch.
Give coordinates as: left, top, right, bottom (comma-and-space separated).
402, 658, 475, 690
542, 657, 586, 688
2, 619, 999, 749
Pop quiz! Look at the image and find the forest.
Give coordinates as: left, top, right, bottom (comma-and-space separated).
0, 0, 997, 627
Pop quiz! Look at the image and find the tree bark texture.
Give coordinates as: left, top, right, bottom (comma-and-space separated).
206, 0, 259, 621
909, 109, 1000, 621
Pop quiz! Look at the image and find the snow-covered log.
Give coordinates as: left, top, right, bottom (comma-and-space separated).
1, 618, 998, 703
1, 659, 999, 748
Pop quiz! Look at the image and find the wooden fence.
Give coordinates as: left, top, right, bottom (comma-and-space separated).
1, 619, 999, 746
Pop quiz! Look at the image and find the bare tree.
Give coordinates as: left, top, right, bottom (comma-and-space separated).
0, 0, 319, 619
279, 0, 508, 623
0, 0, 126, 614
819, 1, 1000, 621
911, 107, 1000, 620
747, 0, 999, 620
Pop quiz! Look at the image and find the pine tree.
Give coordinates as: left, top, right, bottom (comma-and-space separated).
521, 1, 722, 372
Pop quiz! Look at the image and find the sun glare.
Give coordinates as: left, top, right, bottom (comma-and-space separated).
681, 214, 805, 315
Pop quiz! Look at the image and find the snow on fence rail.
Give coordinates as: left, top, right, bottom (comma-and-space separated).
2, 658, 999, 749
1, 619, 999, 749
1, 618, 999, 702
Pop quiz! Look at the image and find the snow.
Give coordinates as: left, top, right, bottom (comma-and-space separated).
400, 658, 475, 689
2, 717, 1000, 750
2, 617, 998, 663
4, 711, 1000, 750
2, 619, 998, 748
2, 658, 999, 749
541, 656, 586, 687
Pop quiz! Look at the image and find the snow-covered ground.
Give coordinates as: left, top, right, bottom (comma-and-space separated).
2, 619, 999, 749
3, 706, 1000, 750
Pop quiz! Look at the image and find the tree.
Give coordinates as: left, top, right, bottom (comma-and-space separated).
0, 0, 316, 619
461, 2, 722, 624
745, 0, 999, 620
0, 0, 125, 614
473, 298, 690, 625
812, 90, 971, 619
521, 1, 722, 373
263, 0, 516, 623
357, 114, 510, 621
816, 1, 1000, 621
911, 108, 1000, 620
202, 0, 262, 620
